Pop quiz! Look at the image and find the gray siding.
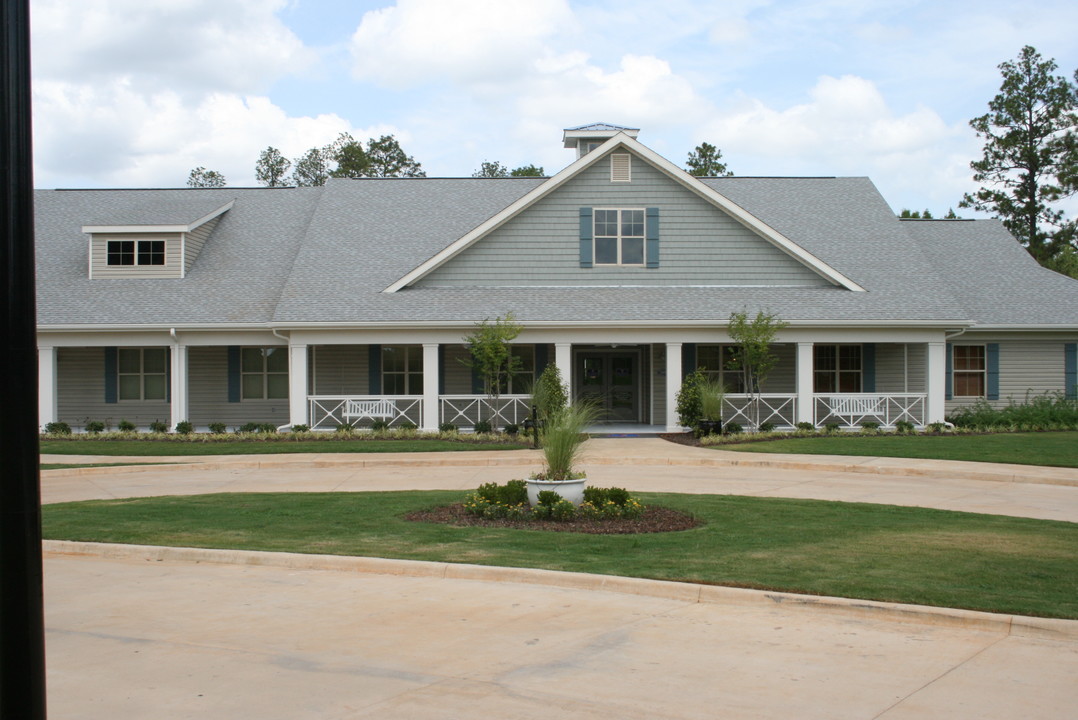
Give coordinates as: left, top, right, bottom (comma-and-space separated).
876, 344, 926, 393
184, 216, 220, 274
187, 347, 288, 427
759, 344, 796, 393
652, 344, 666, 425
443, 345, 474, 393
417, 151, 829, 288
91, 232, 183, 279
947, 339, 1073, 413
311, 345, 369, 395
57, 347, 171, 429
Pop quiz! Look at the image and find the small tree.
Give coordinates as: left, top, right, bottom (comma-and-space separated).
255, 147, 291, 187
685, 142, 733, 177
473, 160, 509, 178
531, 364, 568, 425
726, 310, 788, 430
461, 313, 523, 428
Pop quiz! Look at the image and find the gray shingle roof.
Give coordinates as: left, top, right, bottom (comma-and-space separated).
34, 172, 1078, 329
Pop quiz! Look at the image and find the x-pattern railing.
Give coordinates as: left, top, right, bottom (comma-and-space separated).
440, 395, 532, 429
308, 395, 422, 430
814, 394, 925, 428
722, 394, 797, 428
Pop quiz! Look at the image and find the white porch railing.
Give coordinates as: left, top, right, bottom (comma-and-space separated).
722, 394, 798, 428
439, 395, 532, 429
308, 395, 423, 430
814, 393, 926, 428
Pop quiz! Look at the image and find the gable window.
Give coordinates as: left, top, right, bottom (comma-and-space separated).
107, 239, 165, 266
697, 345, 745, 393
118, 348, 167, 401
594, 208, 644, 265
814, 345, 862, 393
382, 345, 423, 395
241, 347, 288, 399
952, 345, 986, 397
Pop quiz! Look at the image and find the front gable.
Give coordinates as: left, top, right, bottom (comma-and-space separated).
388, 134, 862, 292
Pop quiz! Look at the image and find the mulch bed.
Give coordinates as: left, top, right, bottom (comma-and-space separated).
405, 503, 701, 535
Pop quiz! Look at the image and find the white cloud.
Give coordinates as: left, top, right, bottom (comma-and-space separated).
350, 0, 576, 86
31, 0, 315, 94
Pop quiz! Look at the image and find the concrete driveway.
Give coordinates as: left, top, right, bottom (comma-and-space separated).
41, 438, 1078, 718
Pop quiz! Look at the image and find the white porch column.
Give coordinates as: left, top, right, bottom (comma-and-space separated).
665, 342, 682, 432
422, 343, 440, 432
169, 343, 188, 430
925, 341, 946, 425
555, 343, 572, 399
38, 345, 58, 429
796, 342, 814, 425
288, 343, 308, 428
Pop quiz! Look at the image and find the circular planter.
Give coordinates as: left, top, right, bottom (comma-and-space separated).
526, 477, 586, 507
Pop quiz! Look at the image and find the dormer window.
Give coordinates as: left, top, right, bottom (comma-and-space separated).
107, 239, 165, 267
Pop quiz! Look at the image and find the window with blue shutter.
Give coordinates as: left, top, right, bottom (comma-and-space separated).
104, 347, 118, 403
227, 347, 241, 403
1065, 343, 1077, 399
986, 343, 1000, 401
646, 207, 660, 268
578, 208, 593, 268
945, 344, 953, 400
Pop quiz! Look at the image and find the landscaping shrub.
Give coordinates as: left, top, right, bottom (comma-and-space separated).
473, 420, 492, 434
44, 421, 71, 435
724, 422, 743, 435
532, 364, 568, 424
149, 420, 169, 433
438, 422, 458, 433
118, 419, 136, 432
238, 422, 261, 433
758, 421, 776, 433
174, 421, 194, 435
675, 369, 707, 428
947, 394, 1078, 431
860, 421, 880, 432
550, 499, 577, 521
796, 421, 815, 432
85, 421, 105, 434
291, 424, 309, 433
535, 489, 563, 507
371, 419, 390, 431
335, 423, 354, 433
504, 423, 519, 436
927, 422, 948, 433
208, 422, 227, 434
258, 423, 278, 433
398, 422, 418, 431
464, 481, 645, 522
895, 420, 916, 434
824, 422, 842, 433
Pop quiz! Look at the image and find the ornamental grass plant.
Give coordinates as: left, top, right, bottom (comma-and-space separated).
536, 402, 600, 481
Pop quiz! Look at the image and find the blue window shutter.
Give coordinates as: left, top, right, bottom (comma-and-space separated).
945, 344, 953, 401
104, 347, 118, 404
862, 343, 876, 393
1065, 343, 1077, 399
534, 344, 549, 378
165, 347, 171, 403
986, 343, 1000, 400
681, 343, 697, 381
579, 208, 593, 268
227, 347, 241, 403
646, 207, 660, 268
369, 345, 382, 394
438, 345, 446, 395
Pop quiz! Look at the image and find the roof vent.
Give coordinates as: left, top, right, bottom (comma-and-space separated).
610, 153, 631, 182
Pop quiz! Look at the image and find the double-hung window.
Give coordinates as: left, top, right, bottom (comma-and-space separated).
814, 345, 862, 393
107, 239, 165, 266
241, 348, 289, 399
594, 209, 645, 265
952, 346, 986, 397
118, 348, 167, 401
382, 345, 424, 395
696, 345, 745, 393
495, 345, 535, 394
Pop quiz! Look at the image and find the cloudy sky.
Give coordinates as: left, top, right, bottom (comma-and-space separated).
29, 0, 1078, 217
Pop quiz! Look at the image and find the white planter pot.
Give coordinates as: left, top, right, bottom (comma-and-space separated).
526, 477, 587, 507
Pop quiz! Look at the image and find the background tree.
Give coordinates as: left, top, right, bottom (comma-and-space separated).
959, 46, 1078, 265
366, 135, 425, 177
726, 310, 787, 431
510, 164, 544, 177
328, 134, 371, 179
685, 142, 733, 177
473, 160, 509, 178
291, 147, 329, 187
255, 147, 291, 187
186, 167, 226, 188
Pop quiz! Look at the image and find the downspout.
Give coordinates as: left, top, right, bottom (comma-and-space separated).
272, 329, 293, 432
937, 329, 969, 428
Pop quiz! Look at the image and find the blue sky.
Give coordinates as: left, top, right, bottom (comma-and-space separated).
29, 0, 1078, 218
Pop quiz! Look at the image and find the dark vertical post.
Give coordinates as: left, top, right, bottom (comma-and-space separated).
1, 0, 48, 718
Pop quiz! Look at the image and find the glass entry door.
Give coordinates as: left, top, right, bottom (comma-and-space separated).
576, 352, 639, 423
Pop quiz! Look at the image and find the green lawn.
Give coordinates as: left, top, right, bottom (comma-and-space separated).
711, 432, 1078, 468
40, 438, 528, 456
43, 491, 1078, 619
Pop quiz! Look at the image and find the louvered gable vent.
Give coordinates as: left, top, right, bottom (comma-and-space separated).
610, 153, 631, 182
